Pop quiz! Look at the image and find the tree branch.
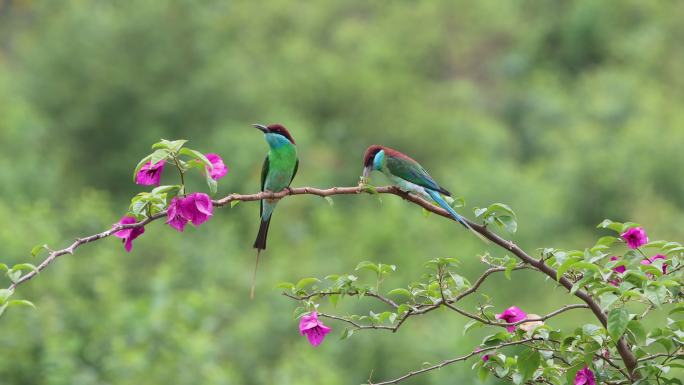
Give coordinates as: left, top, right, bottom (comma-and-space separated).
367, 338, 539, 385
4, 184, 638, 378
282, 290, 399, 309
317, 312, 396, 331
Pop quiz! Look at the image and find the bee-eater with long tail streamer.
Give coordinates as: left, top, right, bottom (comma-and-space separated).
361, 145, 488, 243
252, 123, 299, 298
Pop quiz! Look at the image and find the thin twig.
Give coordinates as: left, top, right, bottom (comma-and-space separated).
368, 338, 538, 385
284, 290, 399, 309
317, 313, 395, 331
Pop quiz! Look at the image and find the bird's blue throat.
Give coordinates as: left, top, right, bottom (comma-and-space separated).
265, 133, 293, 149
372, 149, 385, 171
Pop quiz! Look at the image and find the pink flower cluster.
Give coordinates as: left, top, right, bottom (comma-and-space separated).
167, 193, 214, 232
574, 366, 596, 385
114, 216, 145, 252
114, 152, 227, 252
135, 153, 228, 187
299, 311, 331, 346
621, 227, 648, 249
495, 306, 527, 332
135, 160, 166, 186
609, 227, 668, 285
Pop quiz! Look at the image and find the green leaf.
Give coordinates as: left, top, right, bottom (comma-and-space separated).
495, 365, 509, 378
150, 149, 171, 165
463, 320, 484, 335
488, 203, 516, 218
483, 331, 511, 346
572, 262, 601, 275
644, 284, 668, 307
518, 348, 540, 382
8, 299, 35, 309
397, 304, 410, 315
11, 263, 38, 273
504, 259, 517, 280
355, 261, 380, 274
132, 154, 152, 181
669, 304, 684, 315
387, 288, 411, 297
31, 244, 49, 257
323, 196, 334, 207
129, 198, 148, 217
497, 215, 517, 233
293, 306, 308, 319
275, 282, 295, 291
152, 139, 188, 153
477, 365, 489, 382
556, 256, 582, 281
150, 185, 181, 196
205, 171, 218, 195
179, 148, 212, 168
0, 263, 7, 272
626, 320, 646, 345
152, 139, 188, 152
473, 207, 488, 218
295, 277, 320, 291
570, 274, 595, 294
595, 236, 618, 248
328, 294, 340, 307
168, 140, 188, 152
597, 219, 624, 233
0, 289, 12, 304
607, 307, 630, 342
340, 327, 354, 340
599, 292, 618, 311
230, 200, 240, 208
7, 270, 21, 283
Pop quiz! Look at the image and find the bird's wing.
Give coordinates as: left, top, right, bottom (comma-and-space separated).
260, 155, 269, 217
386, 155, 451, 196
289, 158, 299, 186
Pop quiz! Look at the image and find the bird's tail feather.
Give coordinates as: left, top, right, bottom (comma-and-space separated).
250, 248, 261, 300
253, 217, 271, 250
251, 217, 271, 299
426, 189, 490, 245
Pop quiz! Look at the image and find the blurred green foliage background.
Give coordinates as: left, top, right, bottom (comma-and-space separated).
1, 1, 683, 384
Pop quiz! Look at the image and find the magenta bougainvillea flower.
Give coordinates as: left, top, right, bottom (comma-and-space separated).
166, 197, 188, 232
135, 160, 165, 186
641, 254, 667, 275
206, 153, 228, 181
574, 366, 596, 385
299, 311, 332, 346
114, 216, 145, 252
621, 227, 648, 249
166, 193, 214, 231
181, 193, 213, 225
610, 256, 626, 274
495, 306, 527, 332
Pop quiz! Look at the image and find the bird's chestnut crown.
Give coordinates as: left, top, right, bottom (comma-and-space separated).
363, 145, 384, 167
268, 124, 296, 144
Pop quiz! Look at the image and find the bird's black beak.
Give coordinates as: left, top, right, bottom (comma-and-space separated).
253, 124, 269, 133
361, 165, 372, 184
362, 165, 372, 179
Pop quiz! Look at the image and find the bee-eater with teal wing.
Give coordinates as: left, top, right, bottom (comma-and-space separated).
251, 123, 299, 298
361, 145, 488, 243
